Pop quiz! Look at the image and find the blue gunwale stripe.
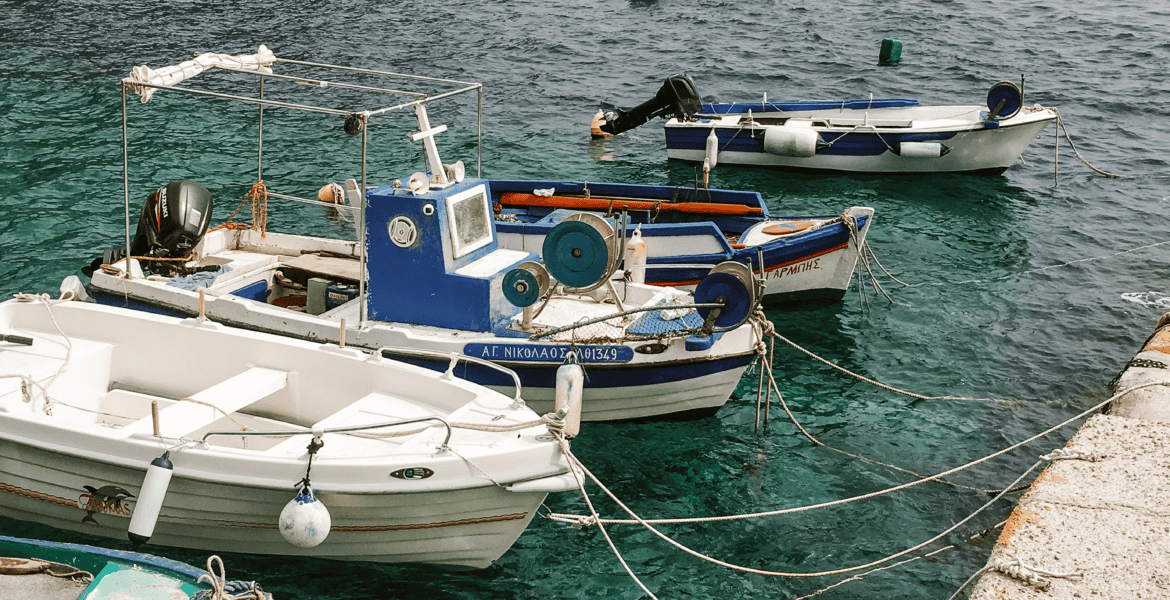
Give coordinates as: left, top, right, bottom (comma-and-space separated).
385, 350, 756, 389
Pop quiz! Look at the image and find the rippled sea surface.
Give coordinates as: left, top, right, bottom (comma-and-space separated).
2, 0, 1169, 598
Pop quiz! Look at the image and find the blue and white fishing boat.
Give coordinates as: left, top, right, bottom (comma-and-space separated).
489, 179, 874, 304
81, 47, 761, 422
599, 75, 1057, 174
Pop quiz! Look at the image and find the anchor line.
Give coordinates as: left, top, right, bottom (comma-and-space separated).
555, 425, 1046, 582
751, 316, 1021, 495
1052, 108, 1126, 182
550, 381, 1170, 594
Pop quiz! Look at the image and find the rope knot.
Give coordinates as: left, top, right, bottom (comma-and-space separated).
1040, 446, 1100, 462
989, 556, 1080, 592
541, 412, 567, 435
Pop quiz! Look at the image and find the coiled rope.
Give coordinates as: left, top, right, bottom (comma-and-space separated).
209, 181, 269, 237
193, 555, 272, 600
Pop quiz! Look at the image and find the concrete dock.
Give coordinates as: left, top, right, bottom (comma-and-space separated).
968, 316, 1170, 599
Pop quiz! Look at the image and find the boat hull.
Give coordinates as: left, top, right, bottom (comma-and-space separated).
0, 439, 545, 568
490, 180, 874, 305
87, 259, 759, 423
664, 106, 1056, 174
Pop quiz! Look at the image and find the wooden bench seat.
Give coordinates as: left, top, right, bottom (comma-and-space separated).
122, 366, 288, 438
266, 391, 447, 456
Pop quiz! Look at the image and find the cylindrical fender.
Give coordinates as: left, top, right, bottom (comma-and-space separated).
763, 125, 821, 158
128, 451, 174, 548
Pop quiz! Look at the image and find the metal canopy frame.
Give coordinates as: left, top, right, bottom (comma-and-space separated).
119, 52, 485, 328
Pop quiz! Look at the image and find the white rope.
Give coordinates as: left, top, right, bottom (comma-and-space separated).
555, 433, 659, 599
948, 555, 1081, 599
1040, 446, 1100, 462
9, 292, 76, 414
194, 555, 271, 600
760, 318, 997, 403
557, 431, 1042, 579
1053, 108, 1126, 182
755, 325, 1007, 494
548, 380, 1170, 528
794, 520, 1006, 600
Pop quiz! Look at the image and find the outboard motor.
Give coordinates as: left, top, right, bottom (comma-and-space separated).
84, 180, 213, 276
130, 179, 214, 258
599, 74, 702, 135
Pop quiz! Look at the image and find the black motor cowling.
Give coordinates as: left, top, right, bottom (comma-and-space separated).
599, 74, 702, 135
130, 179, 214, 258
84, 180, 213, 277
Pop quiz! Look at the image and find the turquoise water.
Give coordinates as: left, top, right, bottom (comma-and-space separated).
2, 0, 1169, 597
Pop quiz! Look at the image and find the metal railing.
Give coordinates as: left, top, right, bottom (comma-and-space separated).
201, 415, 453, 446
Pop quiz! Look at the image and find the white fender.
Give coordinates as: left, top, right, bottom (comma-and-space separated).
625, 226, 647, 285
128, 452, 173, 548
763, 125, 820, 158
898, 141, 946, 158
704, 129, 719, 168
554, 363, 584, 438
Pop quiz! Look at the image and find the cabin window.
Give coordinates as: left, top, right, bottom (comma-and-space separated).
447, 184, 493, 258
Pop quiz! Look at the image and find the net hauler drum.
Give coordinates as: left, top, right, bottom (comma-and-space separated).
693, 261, 757, 331
541, 213, 616, 292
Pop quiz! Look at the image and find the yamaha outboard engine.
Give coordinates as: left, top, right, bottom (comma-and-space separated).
599, 74, 702, 135
84, 180, 213, 277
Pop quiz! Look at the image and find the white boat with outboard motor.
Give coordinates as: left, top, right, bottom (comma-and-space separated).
0, 295, 578, 568
81, 46, 762, 422
598, 75, 1057, 174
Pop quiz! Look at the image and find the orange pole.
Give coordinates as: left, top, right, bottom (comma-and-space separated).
497, 193, 763, 216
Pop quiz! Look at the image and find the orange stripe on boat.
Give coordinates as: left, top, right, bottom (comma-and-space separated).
498, 193, 764, 216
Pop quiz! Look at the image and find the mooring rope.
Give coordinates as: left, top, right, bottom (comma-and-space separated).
556, 429, 1043, 581
549, 380, 1168, 528
555, 432, 659, 600
948, 555, 1081, 599
552, 380, 1170, 594
755, 313, 993, 403
752, 316, 1025, 495
793, 520, 1007, 600
193, 555, 272, 600
1053, 108, 1126, 182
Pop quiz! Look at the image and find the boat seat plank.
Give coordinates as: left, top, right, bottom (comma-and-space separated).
122, 366, 288, 437
266, 391, 446, 456
281, 254, 360, 283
